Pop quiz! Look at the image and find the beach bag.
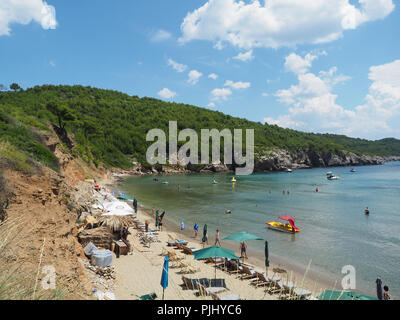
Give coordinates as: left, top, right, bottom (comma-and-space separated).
91, 249, 113, 267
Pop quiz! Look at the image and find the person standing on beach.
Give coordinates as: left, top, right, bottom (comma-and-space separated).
383, 286, 391, 300
155, 209, 159, 229
193, 222, 199, 238
215, 229, 222, 246
240, 241, 248, 260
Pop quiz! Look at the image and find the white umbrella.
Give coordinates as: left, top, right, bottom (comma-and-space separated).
102, 201, 134, 216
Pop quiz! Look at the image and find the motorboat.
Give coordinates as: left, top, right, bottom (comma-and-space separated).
266, 216, 300, 233
326, 171, 333, 176
350, 169, 356, 173
284, 168, 293, 172
327, 174, 339, 180
162, 181, 169, 184
212, 180, 218, 184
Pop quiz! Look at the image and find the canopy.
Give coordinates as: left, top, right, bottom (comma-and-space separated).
223, 232, 262, 243
193, 246, 239, 280
118, 194, 133, 201
317, 290, 378, 300
102, 201, 134, 216
279, 216, 296, 228
193, 246, 239, 261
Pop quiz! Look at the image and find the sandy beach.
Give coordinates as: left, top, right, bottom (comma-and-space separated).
103, 175, 332, 300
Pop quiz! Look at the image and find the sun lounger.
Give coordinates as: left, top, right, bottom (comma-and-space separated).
282, 282, 296, 294
182, 246, 194, 255
182, 276, 209, 290
211, 293, 240, 300
239, 265, 258, 280
197, 284, 227, 297
250, 271, 270, 287
179, 261, 199, 274
226, 260, 243, 275
291, 289, 312, 300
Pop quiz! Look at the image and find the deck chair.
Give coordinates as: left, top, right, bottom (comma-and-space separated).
289, 289, 312, 300
227, 260, 243, 275
251, 272, 270, 287
179, 261, 199, 274
197, 284, 226, 297
239, 265, 258, 280
182, 246, 194, 255
211, 292, 241, 300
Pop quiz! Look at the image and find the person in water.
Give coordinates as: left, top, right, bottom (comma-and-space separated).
215, 229, 222, 246
316, 187, 319, 193
365, 207, 370, 215
193, 222, 199, 238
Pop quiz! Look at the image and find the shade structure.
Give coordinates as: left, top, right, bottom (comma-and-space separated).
155, 210, 159, 227
102, 201, 134, 216
161, 256, 169, 300
376, 278, 383, 300
202, 224, 208, 244
265, 241, 270, 267
193, 245, 240, 280
317, 290, 378, 300
223, 232, 262, 242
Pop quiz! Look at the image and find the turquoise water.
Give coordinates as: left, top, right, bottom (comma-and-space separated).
120, 162, 400, 298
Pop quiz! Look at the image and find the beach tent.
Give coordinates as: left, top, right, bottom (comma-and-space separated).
317, 290, 378, 300
102, 201, 134, 216
193, 245, 239, 280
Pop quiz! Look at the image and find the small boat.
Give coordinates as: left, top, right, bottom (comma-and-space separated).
327, 174, 339, 180
231, 177, 236, 182
266, 216, 300, 233
284, 168, 293, 172
326, 171, 333, 176
162, 181, 169, 184
212, 180, 218, 184
350, 169, 356, 173
226, 210, 232, 214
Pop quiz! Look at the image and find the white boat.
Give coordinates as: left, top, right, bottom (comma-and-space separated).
212, 180, 218, 184
162, 181, 169, 184
327, 175, 339, 180
326, 171, 333, 176
285, 168, 293, 172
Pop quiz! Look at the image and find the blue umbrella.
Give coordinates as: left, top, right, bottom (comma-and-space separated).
161, 256, 169, 300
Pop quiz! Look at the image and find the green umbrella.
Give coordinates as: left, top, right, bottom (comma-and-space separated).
155, 210, 159, 227
202, 224, 208, 244
193, 245, 240, 280
223, 232, 262, 242
317, 290, 378, 300
223, 232, 263, 263
265, 241, 270, 268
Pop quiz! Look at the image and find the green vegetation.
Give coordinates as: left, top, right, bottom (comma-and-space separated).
0, 84, 399, 170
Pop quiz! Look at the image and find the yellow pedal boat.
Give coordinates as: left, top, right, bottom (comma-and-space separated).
266, 216, 300, 233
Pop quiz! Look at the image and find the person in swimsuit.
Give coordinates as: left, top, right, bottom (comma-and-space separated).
215, 229, 222, 246
193, 223, 199, 238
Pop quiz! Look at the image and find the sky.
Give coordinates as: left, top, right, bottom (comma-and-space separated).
0, 0, 399, 140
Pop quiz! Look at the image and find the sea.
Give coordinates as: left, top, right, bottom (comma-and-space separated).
119, 162, 400, 298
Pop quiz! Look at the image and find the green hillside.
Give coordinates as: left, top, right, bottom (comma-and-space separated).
1, 84, 399, 170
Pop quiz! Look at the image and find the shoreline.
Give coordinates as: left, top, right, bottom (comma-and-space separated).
111, 177, 345, 298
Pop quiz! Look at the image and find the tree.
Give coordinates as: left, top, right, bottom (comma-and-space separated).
0, 84, 7, 92
46, 101, 75, 130
10, 83, 21, 91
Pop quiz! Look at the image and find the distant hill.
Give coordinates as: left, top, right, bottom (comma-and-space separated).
1, 84, 399, 170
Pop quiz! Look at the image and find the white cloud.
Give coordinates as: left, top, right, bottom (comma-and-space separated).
167, 59, 187, 73
158, 88, 176, 99
49, 60, 56, 67
262, 93, 269, 97
211, 88, 232, 101
179, 0, 395, 49
0, 0, 57, 36
224, 80, 251, 90
265, 59, 400, 139
208, 73, 218, 80
233, 50, 254, 62
285, 53, 317, 74
188, 70, 203, 85
207, 102, 216, 108
150, 29, 172, 42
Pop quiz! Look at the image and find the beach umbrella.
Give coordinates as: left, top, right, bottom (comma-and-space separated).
160, 256, 169, 300
265, 241, 270, 270
133, 198, 138, 213
317, 290, 378, 300
155, 210, 159, 227
193, 245, 240, 280
376, 277, 383, 300
223, 232, 262, 263
202, 224, 208, 245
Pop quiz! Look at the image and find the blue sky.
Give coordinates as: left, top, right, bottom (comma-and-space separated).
1, 0, 399, 140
